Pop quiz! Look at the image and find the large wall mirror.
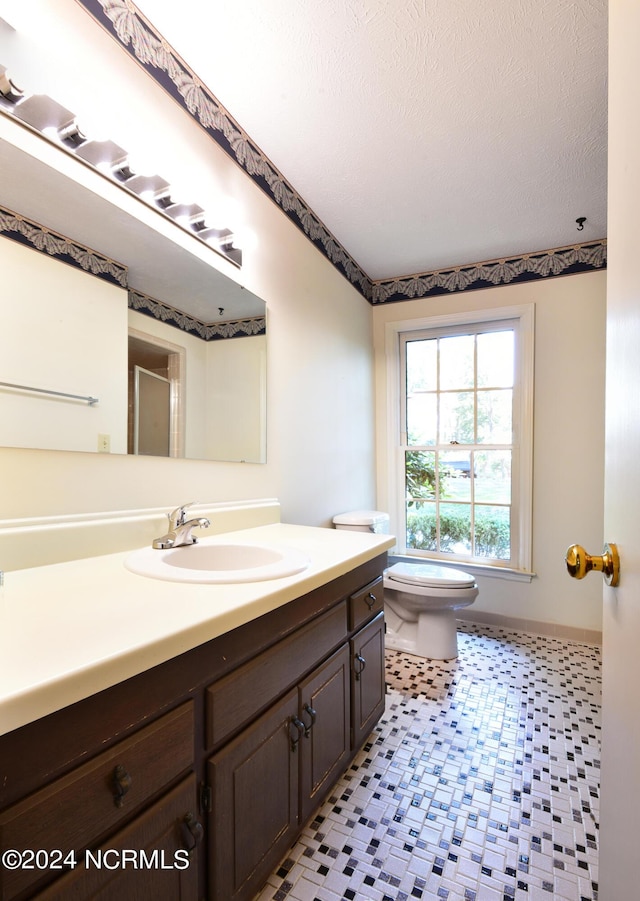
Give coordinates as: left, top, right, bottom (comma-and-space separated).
0, 106, 267, 464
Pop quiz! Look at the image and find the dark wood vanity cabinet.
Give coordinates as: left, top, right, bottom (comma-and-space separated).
207, 642, 354, 901
0, 554, 387, 901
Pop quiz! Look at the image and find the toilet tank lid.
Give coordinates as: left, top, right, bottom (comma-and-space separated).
387, 561, 476, 589
333, 510, 389, 526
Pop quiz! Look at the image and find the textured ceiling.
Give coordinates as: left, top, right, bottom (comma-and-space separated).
133, 0, 608, 281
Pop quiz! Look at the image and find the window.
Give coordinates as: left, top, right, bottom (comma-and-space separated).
389, 306, 534, 573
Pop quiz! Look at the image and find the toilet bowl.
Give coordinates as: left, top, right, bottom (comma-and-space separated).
383, 561, 478, 660
332, 511, 479, 661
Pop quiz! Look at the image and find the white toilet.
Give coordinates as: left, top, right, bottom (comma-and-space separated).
333, 511, 479, 661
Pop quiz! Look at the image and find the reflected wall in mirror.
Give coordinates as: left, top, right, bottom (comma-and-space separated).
0, 211, 267, 463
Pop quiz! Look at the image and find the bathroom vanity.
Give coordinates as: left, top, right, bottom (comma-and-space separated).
0, 520, 393, 900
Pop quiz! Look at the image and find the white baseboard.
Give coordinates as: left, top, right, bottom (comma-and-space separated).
457, 608, 602, 646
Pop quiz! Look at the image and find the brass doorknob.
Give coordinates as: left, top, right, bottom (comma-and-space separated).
565, 543, 620, 586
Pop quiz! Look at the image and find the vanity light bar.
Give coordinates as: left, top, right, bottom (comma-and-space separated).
0, 65, 242, 267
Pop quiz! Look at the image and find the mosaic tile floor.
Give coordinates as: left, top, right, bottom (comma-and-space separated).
254, 622, 601, 901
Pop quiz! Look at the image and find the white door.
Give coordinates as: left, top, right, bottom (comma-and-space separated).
598, 4, 640, 898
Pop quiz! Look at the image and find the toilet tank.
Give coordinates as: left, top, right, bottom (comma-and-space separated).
333, 510, 390, 534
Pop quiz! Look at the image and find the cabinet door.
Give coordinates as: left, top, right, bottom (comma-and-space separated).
33, 775, 201, 901
207, 689, 300, 901
351, 612, 386, 750
299, 644, 351, 824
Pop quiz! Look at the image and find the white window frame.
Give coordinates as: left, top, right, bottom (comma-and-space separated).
384, 303, 535, 579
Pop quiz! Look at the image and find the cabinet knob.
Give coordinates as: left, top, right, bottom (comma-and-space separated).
353, 653, 366, 681
181, 812, 204, 857
111, 764, 132, 808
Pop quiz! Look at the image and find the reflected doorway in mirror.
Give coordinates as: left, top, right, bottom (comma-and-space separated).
128, 331, 185, 458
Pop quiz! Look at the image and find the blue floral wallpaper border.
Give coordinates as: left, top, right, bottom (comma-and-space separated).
0, 204, 128, 288
0, 205, 264, 340
371, 240, 607, 304
129, 289, 266, 341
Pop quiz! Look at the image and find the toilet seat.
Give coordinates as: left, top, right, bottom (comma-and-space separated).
387, 561, 476, 589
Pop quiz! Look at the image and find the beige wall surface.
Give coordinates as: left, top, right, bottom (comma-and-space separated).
1, 239, 129, 453
373, 270, 607, 633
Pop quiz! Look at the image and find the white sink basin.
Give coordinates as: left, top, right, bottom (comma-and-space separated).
124, 540, 310, 584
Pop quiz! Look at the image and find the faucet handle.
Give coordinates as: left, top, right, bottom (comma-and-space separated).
168, 502, 196, 529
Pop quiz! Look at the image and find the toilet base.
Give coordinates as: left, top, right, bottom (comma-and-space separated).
385, 608, 460, 660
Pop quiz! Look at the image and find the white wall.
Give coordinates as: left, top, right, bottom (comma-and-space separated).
373, 270, 607, 634
1, 238, 128, 453
206, 335, 266, 463
0, 0, 376, 534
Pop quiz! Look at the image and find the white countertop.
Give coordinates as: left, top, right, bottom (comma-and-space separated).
0, 523, 394, 737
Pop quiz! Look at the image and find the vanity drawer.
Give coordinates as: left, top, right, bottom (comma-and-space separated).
206, 601, 347, 750
0, 702, 193, 900
349, 576, 384, 631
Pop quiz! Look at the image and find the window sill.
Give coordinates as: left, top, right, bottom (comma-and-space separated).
388, 553, 536, 583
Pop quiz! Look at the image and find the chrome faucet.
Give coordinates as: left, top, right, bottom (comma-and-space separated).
152, 502, 211, 550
